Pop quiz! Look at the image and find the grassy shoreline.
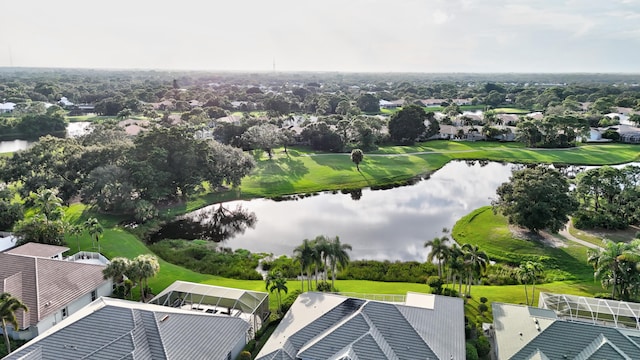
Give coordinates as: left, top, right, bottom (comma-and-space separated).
59, 141, 638, 308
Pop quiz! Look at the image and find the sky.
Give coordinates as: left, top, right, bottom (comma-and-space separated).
1, 0, 639, 73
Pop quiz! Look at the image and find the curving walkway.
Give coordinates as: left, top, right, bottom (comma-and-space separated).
559, 224, 602, 249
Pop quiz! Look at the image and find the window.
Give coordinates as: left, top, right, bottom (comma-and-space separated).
91, 290, 97, 301
62, 307, 68, 318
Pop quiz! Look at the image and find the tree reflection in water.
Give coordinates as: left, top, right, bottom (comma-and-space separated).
149, 204, 257, 243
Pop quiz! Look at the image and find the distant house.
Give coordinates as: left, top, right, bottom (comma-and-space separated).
117, 118, 151, 136
0, 102, 16, 113
0, 243, 112, 340
57, 97, 73, 107
492, 295, 640, 359
379, 99, 405, 109
5, 297, 250, 360
421, 98, 447, 107
256, 292, 465, 360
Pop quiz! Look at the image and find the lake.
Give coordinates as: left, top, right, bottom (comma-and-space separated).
0, 122, 91, 153
153, 161, 519, 262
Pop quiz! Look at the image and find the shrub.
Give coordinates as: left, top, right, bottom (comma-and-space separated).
442, 288, 458, 297
280, 290, 301, 314
476, 336, 491, 358
427, 276, 443, 295
480, 297, 488, 304
239, 350, 252, 360
316, 281, 332, 292
478, 303, 488, 315
466, 342, 479, 360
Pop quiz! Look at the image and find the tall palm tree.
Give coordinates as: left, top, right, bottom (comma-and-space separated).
131, 254, 160, 301
587, 239, 635, 299
84, 217, 103, 253
1, 292, 28, 354
425, 236, 450, 279
462, 243, 489, 297
310, 236, 328, 286
328, 236, 352, 291
66, 223, 83, 252
293, 239, 314, 292
446, 243, 464, 293
102, 257, 131, 284
515, 261, 544, 305
30, 189, 63, 223
265, 271, 288, 313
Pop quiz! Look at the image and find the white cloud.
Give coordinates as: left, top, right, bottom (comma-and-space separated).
432, 10, 452, 25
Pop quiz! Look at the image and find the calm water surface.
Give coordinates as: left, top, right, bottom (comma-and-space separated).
172, 161, 516, 261
0, 122, 91, 153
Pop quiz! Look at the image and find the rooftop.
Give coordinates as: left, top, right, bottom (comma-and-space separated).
256, 292, 465, 360
5, 243, 69, 258
5, 297, 250, 360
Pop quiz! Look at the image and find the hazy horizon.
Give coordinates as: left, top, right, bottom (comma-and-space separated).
2, 0, 639, 73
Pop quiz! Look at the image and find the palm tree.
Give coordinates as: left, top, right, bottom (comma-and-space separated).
130, 254, 160, 301
446, 243, 464, 293
66, 223, 83, 252
425, 236, 450, 279
462, 243, 489, 297
84, 217, 103, 253
102, 257, 131, 284
311, 236, 329, 285
293, 239, 314, 292
587, 239, 634, 299
516, 261, 544, 305
30, 189, 63, 223
0, 292, 28, 354
265, 271, 288, 313
328, 236, 352, 291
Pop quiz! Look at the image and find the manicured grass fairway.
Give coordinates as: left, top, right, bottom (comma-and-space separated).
61, 141, 638, 310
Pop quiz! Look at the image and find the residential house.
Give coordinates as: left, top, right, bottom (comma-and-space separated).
492, 295, 640, 359
0, 102, 16, 113
4, 297, 250, 360
0, 243, 112, 340
421, 98, 447, 107
256, 292, 466, 360
379, 99, 405, 109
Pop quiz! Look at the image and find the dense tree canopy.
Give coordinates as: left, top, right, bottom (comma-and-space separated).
388, 105, 427, 145
493, 166, 578, 233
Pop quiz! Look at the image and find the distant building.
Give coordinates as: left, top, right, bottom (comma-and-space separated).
256, 292, 465, 360
0, 102, 16, 113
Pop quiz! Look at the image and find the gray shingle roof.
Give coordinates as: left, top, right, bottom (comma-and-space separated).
256, 292, 465, 360
5, 298, 250, 360
511, 321, 640, 360
5, 243, 69, 258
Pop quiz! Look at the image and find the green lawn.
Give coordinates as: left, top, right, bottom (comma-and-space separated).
56, 141, 640, 311
491, 108, 531, 114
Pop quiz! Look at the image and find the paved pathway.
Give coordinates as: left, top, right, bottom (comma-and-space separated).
559, 224, 602, 249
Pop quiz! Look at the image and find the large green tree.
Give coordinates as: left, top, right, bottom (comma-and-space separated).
241, 123, 284, 159
493, 166, 578, 233
388, 105, 427, 145
328, 236, 352, 291
425, 236, 449, 279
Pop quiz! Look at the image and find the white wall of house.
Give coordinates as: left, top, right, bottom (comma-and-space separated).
36, 280, 113, 337
230, 335, 248, 360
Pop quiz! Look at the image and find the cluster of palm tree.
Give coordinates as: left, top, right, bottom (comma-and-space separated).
102, 254, 160, 300
265, 271, 288, 313
588, 239, 640, 301
1, 292, 27, 354
424, 231, 489, 297
293, 235, 352, 292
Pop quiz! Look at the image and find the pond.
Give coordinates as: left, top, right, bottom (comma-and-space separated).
152, 161, 520, 262
0, 122, 91, 153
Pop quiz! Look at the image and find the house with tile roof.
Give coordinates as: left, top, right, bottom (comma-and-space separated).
0, 243, 112, 340
4, 297, 250, 360
492, 302, 640, 359
256, 291, 465, 360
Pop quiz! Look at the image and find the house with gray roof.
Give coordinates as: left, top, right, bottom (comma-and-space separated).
492, 302, 640, 359
4, 297, 250, 360
256, 292, 465, 360
0, 243, 112, 340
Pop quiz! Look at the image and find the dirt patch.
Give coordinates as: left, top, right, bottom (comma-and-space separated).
509, 225, 567, 248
